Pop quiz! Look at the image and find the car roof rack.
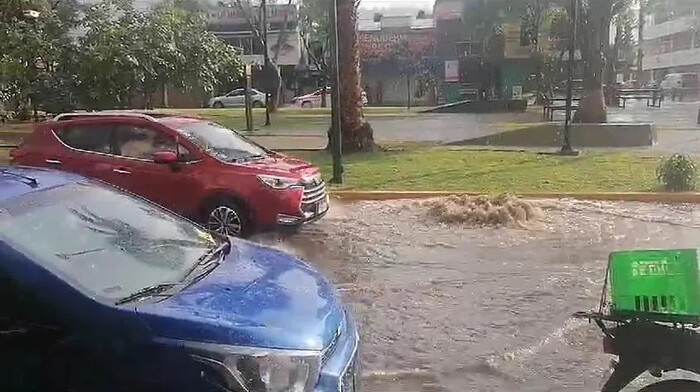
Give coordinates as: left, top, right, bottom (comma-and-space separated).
53, 111, 160, 122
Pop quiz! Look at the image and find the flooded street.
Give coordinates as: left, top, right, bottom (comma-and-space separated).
252, 199, 700, 391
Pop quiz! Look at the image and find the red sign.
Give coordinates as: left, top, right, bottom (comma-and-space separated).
359, 31, 435, 59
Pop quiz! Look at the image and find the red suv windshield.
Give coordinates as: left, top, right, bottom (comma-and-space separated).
175, 121, 268, 162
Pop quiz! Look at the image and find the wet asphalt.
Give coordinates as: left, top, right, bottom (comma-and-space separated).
252, 199, 700, 392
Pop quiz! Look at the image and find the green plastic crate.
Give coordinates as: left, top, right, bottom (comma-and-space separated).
609, 249, 700, 321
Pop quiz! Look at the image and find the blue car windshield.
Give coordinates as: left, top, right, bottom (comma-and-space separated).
0, 181, 217, 301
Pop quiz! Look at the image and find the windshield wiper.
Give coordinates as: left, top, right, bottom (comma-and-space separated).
115, 282, 179, 305
181, 239, 231, 283
0, 169, 38, 188
55, 248, 105, 260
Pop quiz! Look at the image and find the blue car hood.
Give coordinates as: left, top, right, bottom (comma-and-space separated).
134, 240, 344, 351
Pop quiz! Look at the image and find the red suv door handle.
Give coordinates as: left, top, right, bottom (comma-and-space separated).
113, 168, 131, 175
45, 159, 62, 165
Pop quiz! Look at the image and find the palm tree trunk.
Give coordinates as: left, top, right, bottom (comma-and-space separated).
574, 1, 611, 123
336, 0, 375, 152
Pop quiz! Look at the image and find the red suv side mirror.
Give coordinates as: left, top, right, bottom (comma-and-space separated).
152, 150, 178, 164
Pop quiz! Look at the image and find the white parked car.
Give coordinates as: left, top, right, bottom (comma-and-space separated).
291, 87, 368, 108
209, 88, 266, 108
660, 73, 699, 92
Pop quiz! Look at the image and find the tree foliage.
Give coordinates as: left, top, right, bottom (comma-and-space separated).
0, 0, 81, 117
230, 0, 292, 112
389, 40, 437, 108
298, 0, 330, 81
1, 0, 242, 113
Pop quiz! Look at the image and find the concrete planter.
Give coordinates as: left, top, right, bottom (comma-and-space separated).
456, 122, 656, 148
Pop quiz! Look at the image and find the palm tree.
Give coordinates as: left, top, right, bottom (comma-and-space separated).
336, 0, 375, 152
574, 0, 633, 123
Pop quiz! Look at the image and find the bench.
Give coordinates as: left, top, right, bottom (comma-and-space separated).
616, 88, 663, 108
543, 97, 580, 120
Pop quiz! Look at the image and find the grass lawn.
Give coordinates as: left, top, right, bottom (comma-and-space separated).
0, 146, 669, 192
291, 147, 664, 193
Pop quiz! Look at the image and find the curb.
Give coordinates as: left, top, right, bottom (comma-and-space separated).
329, 190, 700, 204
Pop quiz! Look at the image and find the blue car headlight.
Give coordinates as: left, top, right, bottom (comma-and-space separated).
185, 342, 321, 392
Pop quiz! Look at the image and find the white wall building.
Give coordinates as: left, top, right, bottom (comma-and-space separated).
642, 3, 700, 80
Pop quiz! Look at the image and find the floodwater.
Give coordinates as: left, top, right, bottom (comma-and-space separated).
251, 199, 700, 392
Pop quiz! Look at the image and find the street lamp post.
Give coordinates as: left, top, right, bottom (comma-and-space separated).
22, 9, 41, 122
261, 0, 271, 127
328, 0, 343, 184
561, 0, 578, 155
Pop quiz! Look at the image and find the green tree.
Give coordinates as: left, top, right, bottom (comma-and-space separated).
137, 2, 243, 108
462, 0, 512, 58
521, 0, 557, 104
462, 0, 529, 99
73, 0, 242, 110
0, 0, 80, 117
73, 0, 141, 109
298, 0, 330, 106
390, 40, 436, 109
605, 7, 635, 105
231, 0, 290, 114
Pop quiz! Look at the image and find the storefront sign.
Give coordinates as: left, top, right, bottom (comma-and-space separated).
359, 31, 435, 58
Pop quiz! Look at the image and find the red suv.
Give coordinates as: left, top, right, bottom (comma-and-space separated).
10, 112, 328, 237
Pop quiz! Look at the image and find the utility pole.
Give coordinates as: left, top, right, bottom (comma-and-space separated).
328, 0, 343, 184
244, 64, 254, 132
261, 0, 271, 126
561, 0, 578, 155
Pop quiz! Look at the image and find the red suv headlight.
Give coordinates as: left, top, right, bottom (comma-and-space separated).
257, 174, 302, 190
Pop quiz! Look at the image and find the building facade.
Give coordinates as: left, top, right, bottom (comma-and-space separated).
642, 1, 700, 80
358, 11, 437, 106
432, 0, 538, 104
206, 3, 303, 102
